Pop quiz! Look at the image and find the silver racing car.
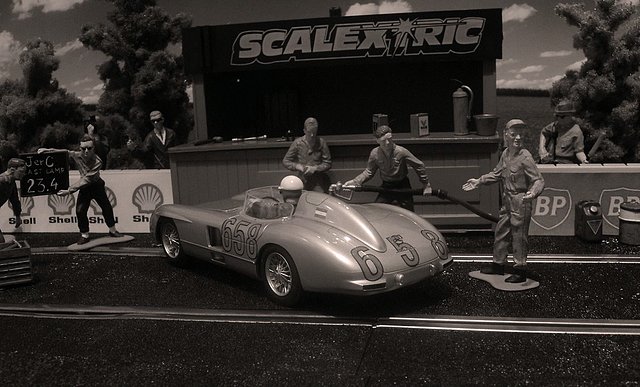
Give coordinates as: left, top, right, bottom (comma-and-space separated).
150, 183, 452, 306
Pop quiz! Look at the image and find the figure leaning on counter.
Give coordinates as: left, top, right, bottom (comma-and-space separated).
282, 117, 332, 192
39, 134, 123, 245
463, 119, 545, 283
538, 100, 588, 164
0, 158, 26, 243
345, 125, 432, 211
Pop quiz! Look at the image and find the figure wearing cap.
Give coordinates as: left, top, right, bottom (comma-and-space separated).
0, 158, 26, 242
282, 117, 332, 193
539, 100, 588, 164
345, 125, 432, 211
127, 110, 176, 169
463, 119, 545, 283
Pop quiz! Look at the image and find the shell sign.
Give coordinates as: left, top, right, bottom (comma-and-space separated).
2, 170, 173, 234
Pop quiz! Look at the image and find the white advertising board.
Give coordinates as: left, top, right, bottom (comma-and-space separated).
1, 170, 173, 234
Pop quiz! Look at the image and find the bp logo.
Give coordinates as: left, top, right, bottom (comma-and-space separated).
47, 194, 75, 215
132, 183, 164, 213
599, 187, 640, 230
90, 187, 117, 215
531, 187, 572, 230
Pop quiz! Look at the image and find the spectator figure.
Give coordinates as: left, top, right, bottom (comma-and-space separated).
538, 100, 588, 164
282, 117, 332, 192
344, 125, 432, 211
128, 110, 176, 168
0, 158, 26, 243
39, 135, 123, 245
463, 119, 545, 283
84, 116, 109, 170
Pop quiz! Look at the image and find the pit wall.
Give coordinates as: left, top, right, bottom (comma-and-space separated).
1, 170, 173, 234
2, 164, 636, 236
530, 164, 640, 236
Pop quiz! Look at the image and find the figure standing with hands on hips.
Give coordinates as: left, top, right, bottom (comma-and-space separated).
463, 119, 545, 283
39, 134, 122, 245
345, 125, 432, 211
282, 117, 332, 192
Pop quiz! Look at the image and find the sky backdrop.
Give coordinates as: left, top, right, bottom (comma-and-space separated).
1, 0, 639, 104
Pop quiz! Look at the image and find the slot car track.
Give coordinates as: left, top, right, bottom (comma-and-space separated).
2, 303, 640, 336
4, 247, 640, 384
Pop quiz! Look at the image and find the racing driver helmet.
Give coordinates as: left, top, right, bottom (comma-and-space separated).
279, 175, 304, 204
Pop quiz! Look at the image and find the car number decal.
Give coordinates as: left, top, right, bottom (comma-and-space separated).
387, 235, 419, 267
221, 217, 262, 260
421, 230, 447, 259
350, 246, 384, 281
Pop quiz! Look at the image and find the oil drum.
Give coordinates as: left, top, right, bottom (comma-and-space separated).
619, 201, 640, 245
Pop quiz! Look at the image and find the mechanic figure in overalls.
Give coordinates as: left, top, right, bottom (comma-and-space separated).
463, 119, 545, 283
345, 125, 432, 211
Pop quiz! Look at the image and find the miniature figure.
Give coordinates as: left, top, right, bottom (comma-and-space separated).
538, 100, 588, 164
282, 117, 332, 192
463, 119, 545, 283
127, 110, 176, 169
39, 135, 124, 245
345, 125, 432, 211
0, 158, 26, 243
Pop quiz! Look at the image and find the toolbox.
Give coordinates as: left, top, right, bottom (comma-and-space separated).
0, 240, 33, 287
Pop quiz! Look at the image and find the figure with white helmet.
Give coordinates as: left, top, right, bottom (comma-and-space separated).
278, 175, 304, 209
463, 119, 545, 283
344, 125, 431, 211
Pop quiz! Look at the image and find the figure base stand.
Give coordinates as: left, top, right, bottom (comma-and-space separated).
68, 235, 134, 251
469, 270, 539, 291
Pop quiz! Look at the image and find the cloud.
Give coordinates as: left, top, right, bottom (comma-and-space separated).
540, 50, 573, 58
566, 59, 586, 71
77, 82, 103, 104
0, 31, 22, 80
12, 0, 87, 19
345, 0, 412, 16
496, 58, 518, 68
502, 4, 537, 23
497, 74, 563, 90
518, 65, 546, 73
55, 39, 83, 56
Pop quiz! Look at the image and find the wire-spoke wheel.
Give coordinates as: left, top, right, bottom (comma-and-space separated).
160, 219, 188, 266
262, 246, 303, 306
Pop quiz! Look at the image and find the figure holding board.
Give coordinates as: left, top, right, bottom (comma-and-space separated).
38, 134, 131, 250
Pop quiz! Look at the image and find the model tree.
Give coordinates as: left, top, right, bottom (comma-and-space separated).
552, 0, 640, 162
0, 38, 84, 155
79, 0, 193, 150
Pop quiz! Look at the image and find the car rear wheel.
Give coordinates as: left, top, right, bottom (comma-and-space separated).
261, 246, 303, 306
159, 219, 188, 266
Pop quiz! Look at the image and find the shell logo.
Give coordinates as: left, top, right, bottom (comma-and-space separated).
90, 187, 117, 215
47, 194, 75, 215
132, 183, 164, 213
10, 196, 35, 216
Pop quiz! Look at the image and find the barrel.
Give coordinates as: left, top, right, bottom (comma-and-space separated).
619, 201, 640, 245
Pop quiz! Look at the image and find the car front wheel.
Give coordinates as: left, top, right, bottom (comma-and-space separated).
261, 246, 303, 306
159, 219, 188, 266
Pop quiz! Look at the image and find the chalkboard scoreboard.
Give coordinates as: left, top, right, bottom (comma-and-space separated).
19, 151, 69, 196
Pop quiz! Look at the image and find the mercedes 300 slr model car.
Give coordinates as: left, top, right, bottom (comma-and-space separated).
150, 184, 452, 306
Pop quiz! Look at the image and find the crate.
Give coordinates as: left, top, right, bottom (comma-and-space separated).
0, 240, 33, 287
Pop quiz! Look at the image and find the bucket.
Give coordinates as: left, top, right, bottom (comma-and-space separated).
619, 201, 640, 245
473, 114, 498, 136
